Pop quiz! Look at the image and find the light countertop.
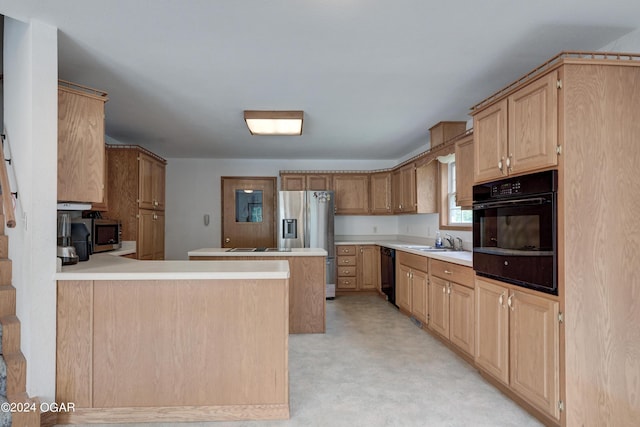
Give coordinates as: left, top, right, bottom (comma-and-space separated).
56, 253, 290, 281
188, 248, 328, 257
336, 239, 472, 267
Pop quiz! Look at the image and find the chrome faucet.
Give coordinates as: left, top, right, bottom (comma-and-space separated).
444, 234, 455, 249
456, 237, 463, 251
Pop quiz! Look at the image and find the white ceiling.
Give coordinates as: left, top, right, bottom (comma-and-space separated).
2, 0, 640, 160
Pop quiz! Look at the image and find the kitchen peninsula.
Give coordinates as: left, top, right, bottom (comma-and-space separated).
188, 248, 327, 334
55, 255, 290, 424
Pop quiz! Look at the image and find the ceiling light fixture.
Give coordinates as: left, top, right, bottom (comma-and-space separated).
244, 110, 304, 136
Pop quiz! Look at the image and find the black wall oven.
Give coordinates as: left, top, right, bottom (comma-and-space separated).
473, 170, 558, 295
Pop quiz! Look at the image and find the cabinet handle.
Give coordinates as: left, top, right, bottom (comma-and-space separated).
154, 200, 159, 207
225, 237, 231, 243
442, 285, 446, 294
344, 270, 350, 274
507, 294, 514, 311
447, 284, 451, 295
344, 259, 350, 264
498, 292, 505, 306
444, 270, 452, 275
498, 158, 504, 171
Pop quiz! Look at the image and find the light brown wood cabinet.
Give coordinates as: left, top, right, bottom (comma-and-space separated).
280, 173, 332, 190
369, 172, 392, 214
454, 133, 474, 208
415, 159, 438, 214
392, 164, 416, 214
396, 251, 428, 323
428, 259, 475, 356
336, 245, 379, 292
475, 276, 560, 420
104, 145, 167, 260
473, 72, 559, 183
138, 152, 166, 210
137, 209, 165, 260
333, 174, 369, 215
57, 82, 108, 203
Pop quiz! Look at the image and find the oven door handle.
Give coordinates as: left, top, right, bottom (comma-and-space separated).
472, 197, 549, 210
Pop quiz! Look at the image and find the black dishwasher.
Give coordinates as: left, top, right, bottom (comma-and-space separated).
380, 247, 396, 307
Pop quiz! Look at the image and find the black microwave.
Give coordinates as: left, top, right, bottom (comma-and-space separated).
73, 218, 122, 253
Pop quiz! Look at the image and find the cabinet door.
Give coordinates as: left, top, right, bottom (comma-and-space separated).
306, 174, 332, 191
400, 165, 417, 213
333, 174, 369, 214
152, 160, 166, 210
153, 211, 165, 260
137, 209, 156, 260
509, 290, 560, 420
428, 275, 449, 338
358, 245, 379, 290
474, 99, 508, 183
281, 174, 305, 190
415, 160, 438, 214
475, 278, 509, 385
411, 269, 428, 324
449, 283, 475, 357
507, 72, 558, 176
57, 88, 106, 203
391, 169, 402, 214
138, 154, 155, 210
370, 172, 391, 214
396, 264, 412, 312
454, 135, 474, 208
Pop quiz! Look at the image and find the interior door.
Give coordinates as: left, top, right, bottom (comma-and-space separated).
221, 177, 277, 248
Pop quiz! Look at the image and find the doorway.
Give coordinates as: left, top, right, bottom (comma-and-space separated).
221, 177, 277, 248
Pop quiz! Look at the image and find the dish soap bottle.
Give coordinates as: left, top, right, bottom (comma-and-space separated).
435, 231, 443, 248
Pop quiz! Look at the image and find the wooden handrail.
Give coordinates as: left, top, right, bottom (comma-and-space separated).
0, 142, 16, 228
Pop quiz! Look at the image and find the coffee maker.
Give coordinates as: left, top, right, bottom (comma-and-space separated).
57, 212, 79, 265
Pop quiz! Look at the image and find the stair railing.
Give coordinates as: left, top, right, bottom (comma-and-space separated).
0, 132, 18, 228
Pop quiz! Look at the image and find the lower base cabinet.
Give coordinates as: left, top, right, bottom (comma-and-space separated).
337, 245, 379, 293
428, 260, 475, 357
475, 276, 560, 421
396, 251, 428, 323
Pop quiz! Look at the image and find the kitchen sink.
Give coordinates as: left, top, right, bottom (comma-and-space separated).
399, 245, 450, 252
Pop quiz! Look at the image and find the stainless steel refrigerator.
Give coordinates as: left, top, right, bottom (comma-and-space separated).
278, 191, 336, 298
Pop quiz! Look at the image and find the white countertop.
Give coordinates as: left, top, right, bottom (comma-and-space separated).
188, 247, 328, 257
336, 239, 473, 267
56, 253, 290, 281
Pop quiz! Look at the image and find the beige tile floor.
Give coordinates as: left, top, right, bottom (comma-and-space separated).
56, 295, 541, 427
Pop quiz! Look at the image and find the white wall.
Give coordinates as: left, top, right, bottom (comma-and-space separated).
600, 28, 640, 51
164, 157, 396, 259
4, 18, 58, 402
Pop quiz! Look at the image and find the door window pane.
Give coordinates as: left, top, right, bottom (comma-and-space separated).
235, 190, 263, 222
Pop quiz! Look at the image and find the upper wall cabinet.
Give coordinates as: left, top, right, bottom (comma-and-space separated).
454, 133, 474, 208
333, 174, 369, 215
280, 173, 332, 191
57, 81, 109, 203
392, 163, 416, 214
473, 72, 559, 183
369, 172, 392, 215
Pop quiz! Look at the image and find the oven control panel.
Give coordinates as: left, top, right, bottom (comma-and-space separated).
491, 180, 522, 197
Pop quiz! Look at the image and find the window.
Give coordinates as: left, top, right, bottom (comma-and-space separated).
439, 158, 472, 230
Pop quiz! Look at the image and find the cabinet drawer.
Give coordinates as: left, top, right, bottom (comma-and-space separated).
396, 251, 428, 271
337, 277, 358, 289
337, 245, 357, 255
337, 256, 357, 266
430, 259, 474, 288
338, 266, 356, 277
